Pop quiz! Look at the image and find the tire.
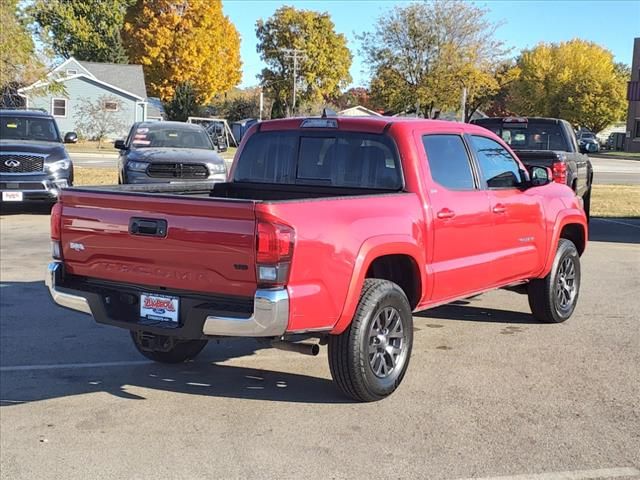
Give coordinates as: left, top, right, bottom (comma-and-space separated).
328, 279, 413, 402
583, 187, 591, 223
130, 331, 208, 364
528, 239, 581, 323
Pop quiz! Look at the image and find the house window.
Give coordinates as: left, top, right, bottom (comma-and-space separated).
103, 101, 119, 112
66, 69, 77, 76
634, 120, 640, 139
52, 98, 67, 117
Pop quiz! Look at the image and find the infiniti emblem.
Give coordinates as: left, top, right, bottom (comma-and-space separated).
4, 159, 20, 168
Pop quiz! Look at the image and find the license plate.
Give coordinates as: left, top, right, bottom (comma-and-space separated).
2, 191, 23, 202
140, 293, 179, 323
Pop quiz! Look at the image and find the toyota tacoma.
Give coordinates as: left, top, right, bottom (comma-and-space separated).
46, 115, 587, 402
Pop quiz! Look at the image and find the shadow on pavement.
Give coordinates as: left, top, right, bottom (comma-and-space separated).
0, 280, 349, 405
589, 217, 640, 244
416, 301, 539, 324
0, 361, 349, 406
0, 203, 53, 216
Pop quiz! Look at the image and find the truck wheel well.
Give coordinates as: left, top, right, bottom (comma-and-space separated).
560, 224, 585, 256
365, 254, 421, 309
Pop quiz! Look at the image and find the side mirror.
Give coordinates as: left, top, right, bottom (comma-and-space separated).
64, 132, 78, 144
528, 165, 553, 187
114, 139, 126, 150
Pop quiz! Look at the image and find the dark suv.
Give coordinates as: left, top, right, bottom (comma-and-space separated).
0, 109, 77, 204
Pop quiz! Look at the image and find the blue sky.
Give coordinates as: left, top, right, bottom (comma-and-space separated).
223, 0, 640, 88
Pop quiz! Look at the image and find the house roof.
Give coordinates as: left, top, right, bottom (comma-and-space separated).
339, 106, 383, 117
146, 97, 166, 119
18, 57, 148, 102
78, 61, 148, 99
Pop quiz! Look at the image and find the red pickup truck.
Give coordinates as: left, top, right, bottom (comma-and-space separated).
46, 116, 587, 402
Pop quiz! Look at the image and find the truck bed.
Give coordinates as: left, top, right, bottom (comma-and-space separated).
58, 183, 410, 302
79, 181, 399, 201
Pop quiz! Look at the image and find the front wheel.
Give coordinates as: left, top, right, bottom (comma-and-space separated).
130, 331, 208, 363
528, 239, 581, 323
328, 279, 413, 402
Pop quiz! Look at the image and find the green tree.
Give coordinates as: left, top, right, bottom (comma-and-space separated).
334, 87, 381, 112
256, 6, 352, 118
29, 0, 132, 63
462, 61, 520, 121
361, 0, 505, 118
509, 39, 628, 133
0, 0, 50, 107
165, 83, 202, 122
123, 0, 241, 103
208, 88, 264, 122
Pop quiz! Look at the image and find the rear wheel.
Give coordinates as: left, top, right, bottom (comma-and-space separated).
130, 331, 208, 363
328, 279, 413, 402
528, 239, 581, 323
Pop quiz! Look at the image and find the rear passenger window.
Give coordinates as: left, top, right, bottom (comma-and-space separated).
422, 135, 475, 190
234, 133, 297, 183
470, 135, 522, 189
297, 136, 400, 189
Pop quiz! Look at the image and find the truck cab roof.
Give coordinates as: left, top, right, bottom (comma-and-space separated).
0, 109, 53, 119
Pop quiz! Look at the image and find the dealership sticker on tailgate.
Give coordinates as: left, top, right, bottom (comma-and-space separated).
140, 293, 179, 323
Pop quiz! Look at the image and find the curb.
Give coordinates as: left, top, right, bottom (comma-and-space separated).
591, 153, 640, 161
69, 152, 118, 159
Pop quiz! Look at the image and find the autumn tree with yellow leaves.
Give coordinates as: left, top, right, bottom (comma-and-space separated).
509, 39, 628, 133
123, 0, 241, 104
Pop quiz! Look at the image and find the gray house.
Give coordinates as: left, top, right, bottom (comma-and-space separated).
18, 57, 165, 137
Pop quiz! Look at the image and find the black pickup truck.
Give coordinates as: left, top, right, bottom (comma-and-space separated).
471, 117, 593, 219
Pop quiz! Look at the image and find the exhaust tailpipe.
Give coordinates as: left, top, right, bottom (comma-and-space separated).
271, 340, 320, 356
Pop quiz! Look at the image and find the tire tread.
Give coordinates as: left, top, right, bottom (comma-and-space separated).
329, 279, 411, 402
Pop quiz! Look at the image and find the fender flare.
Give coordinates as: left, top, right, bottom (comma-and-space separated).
540, 209, 587, 277
329, 235, 426, 334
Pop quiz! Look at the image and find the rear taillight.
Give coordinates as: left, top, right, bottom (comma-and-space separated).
256, 220, 294, 286
551, 161, 567, 185
50, 202, 62, 259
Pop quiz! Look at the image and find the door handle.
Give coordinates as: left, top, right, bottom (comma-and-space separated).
492, 204, 507, 214
129, 217, 167, 237
437, 208, 456, 219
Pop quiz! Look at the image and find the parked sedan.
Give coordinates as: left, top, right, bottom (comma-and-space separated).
115, 122, 227, 184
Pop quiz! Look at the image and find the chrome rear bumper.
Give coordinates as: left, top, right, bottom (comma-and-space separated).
45, 262, 92, 314
202, 289, 289, 337
45, 261, 289, 337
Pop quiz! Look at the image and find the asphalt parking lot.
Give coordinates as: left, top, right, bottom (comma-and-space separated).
0, 212, 639, 480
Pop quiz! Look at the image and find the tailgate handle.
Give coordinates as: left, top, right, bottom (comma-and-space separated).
129, 218, 167, 237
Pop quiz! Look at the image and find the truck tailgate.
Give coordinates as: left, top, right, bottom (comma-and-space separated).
514, 150, 559, 166
59, 190, 258, 297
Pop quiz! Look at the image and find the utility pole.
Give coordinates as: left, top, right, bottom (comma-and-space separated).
460, 87, 467, 123
259, 89, 264, 121
281, 48, 305, 117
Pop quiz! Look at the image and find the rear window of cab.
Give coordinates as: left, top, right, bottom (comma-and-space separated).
234, 131, 403, 190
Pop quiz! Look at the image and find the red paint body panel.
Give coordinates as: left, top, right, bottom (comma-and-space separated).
57, 117, 588, 335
